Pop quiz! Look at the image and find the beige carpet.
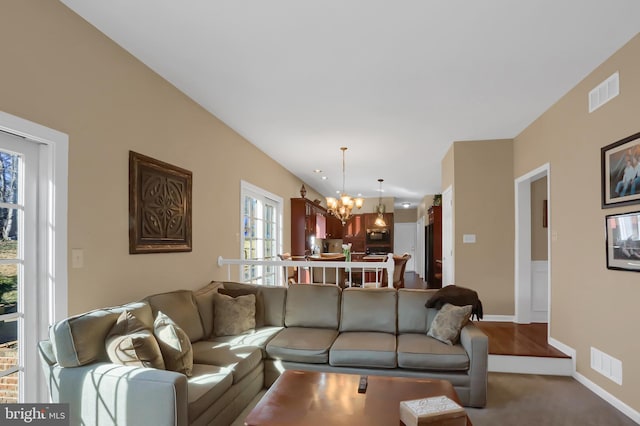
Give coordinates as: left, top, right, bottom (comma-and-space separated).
467, 373, 636, 426
232, 373, 637, 425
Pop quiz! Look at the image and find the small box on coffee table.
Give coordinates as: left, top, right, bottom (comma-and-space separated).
399, 395, 467, 426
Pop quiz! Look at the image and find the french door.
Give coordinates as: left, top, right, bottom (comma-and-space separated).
0, 131, 38, 403
240, 181, 282, 285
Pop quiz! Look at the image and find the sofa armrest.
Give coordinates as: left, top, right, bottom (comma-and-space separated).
459, 322, 488, 407
41, 350, 188, 426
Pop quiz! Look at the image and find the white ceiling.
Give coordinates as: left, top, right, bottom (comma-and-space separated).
61, 0, 640, 207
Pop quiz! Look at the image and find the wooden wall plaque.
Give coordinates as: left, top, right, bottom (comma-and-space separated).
129, 151, 192, 254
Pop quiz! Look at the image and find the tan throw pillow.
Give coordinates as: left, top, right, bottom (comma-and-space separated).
427, 303, 473, 345
213, 293, 256, 337
153, 311, 194, 377
106, 311, 165, 369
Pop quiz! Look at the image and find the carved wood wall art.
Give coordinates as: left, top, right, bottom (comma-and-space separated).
129, 151, 192, 254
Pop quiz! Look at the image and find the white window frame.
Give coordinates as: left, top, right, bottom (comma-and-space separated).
0, 111, 68, 402
240, 180, 283, 285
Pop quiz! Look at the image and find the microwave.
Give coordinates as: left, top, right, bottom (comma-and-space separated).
366, 228, 390, 243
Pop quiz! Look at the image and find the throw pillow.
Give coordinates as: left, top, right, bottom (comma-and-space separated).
105, 310, 165, 369
153, 311, 194, 377
427, 303, 473, 345
213, 293, 256, 337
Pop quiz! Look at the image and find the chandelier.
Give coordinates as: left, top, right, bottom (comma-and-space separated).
326, 147, 364, 224
374, 178, 387, 227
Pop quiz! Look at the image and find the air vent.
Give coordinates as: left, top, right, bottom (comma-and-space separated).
591, 346, 622, 385
589, 72, 619, 113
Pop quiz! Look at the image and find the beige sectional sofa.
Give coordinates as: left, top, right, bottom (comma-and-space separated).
38, 281, 488, 426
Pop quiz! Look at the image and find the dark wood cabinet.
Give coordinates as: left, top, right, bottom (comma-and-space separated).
343, 214, 365, 252
426, 206, 442, 288
364, 213, 394, 254
325, 214, 344, 239
291, 198, 343, 256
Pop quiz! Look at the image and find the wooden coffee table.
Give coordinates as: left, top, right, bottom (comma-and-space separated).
244, 370, 472, 426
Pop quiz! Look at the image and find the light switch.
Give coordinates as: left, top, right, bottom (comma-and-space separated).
71, 249, 84, 269
463, 234, 476, 244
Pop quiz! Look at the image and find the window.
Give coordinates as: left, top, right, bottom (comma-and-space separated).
240, 181, 282, 285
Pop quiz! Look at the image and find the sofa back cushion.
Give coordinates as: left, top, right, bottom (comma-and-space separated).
222, 281, 287, 328
261, 286, 287, 326
339, 288, 397, 334
145, 290, 204, 342
49, 301, 152, 368
398, 289, 438, 333
285, 284, 340, 329
193, 282, 224, 338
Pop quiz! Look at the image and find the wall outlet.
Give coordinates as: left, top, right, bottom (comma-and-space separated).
71, 249, 84, 269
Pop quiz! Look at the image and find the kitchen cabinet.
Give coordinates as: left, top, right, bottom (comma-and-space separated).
364, 213, 394, 254
343, 214, 365, 252
291, 198, 337, 256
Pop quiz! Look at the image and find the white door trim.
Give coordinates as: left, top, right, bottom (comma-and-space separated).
0, 110, 68, 402
514, 163, 550, 325
442, 186, 453, 286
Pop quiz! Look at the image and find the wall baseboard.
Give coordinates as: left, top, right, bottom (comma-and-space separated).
574, 372, 640, 424
549, 337, 639, 424
481, 315, 514, 322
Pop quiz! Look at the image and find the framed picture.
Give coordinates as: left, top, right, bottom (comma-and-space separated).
129, 151, 192, 254
605, 210, 640, 272
601, 131, 640, 208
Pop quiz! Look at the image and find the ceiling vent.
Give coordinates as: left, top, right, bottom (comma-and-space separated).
589, 72, 619, 113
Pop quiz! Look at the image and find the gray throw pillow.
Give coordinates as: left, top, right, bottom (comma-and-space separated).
105, 310, 165, 369
213, 293, 256, 336
427, 303, 472, 345
153, 311, 193, 377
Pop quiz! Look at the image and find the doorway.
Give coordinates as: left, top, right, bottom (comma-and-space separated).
515, 164, 550, 324
0, 111, 68, 402
394, 223, 416, 271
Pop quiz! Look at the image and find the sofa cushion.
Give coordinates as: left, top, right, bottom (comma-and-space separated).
187, 364, 233, 422
397, 333, 470, 371
427, 304, 472, 345
266, 327, 338, 363
49, 301, 153, 367
154, 311, 194, 376
105, 311, 165, 369
285, 284, 341, 329
210, 326, 284, 357
339, 288, 397, 334
213, 293, 256, 336
193, 282, 224, 338
191, 341, 262, 383
398, 289, 437, 333
146, 290, 205, 343
329, 331, 397, 368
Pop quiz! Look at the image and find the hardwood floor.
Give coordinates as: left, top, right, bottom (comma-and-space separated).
402, 272, 569, 359
474, 321, 569, 358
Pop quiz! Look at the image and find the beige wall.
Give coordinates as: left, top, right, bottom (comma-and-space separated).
514, 34, 640, 411
394, 208, 418, 223
448, 140, 515, 314
0, 1, 321, 314
531, 177, 548, 261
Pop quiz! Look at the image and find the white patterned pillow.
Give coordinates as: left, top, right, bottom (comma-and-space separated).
213, 293, 256, 336
427, 303, 472, 345
105, 311, 165, 369
153, 311, 193, 376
